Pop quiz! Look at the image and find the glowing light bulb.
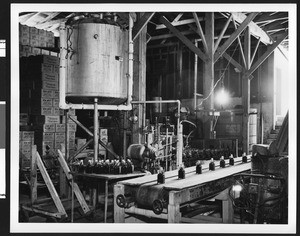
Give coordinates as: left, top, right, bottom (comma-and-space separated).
216, 87, 229, 106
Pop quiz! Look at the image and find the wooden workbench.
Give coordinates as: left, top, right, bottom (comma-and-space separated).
114, 156, 252, 223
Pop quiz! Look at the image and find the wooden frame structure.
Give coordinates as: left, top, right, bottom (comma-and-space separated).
20, 145, 90, 221
114, 156, 251, 223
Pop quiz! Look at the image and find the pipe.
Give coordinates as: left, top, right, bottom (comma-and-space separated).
127, 13, 134, 108
131, 100, 182, 167
94, 98, 99, 162
194, 41, 198, 111
58, 19, 133, 111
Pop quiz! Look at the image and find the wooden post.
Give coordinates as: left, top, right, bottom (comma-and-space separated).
203, 12, 214, 139
132, 13, 147, 144
30, 145, 37, 204
167, 191, 181, 223
59, 141, 67, 198
177, 43, 183, 98
215, 188, 234, 223
114, 184, 125, 223
242, 26, 251, 154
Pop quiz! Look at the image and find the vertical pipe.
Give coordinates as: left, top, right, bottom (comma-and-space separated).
236, 139, 239, 157
123, 113, 127, 159
194, 41, 198, 111
94, 98, 98, 162
127, 14, 134, 107
59, 22, 69, 110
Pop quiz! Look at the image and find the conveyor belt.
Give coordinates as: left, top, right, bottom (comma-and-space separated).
119, 156, 251, 188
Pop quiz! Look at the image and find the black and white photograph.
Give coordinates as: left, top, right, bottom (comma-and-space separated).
10, 3, 296, 234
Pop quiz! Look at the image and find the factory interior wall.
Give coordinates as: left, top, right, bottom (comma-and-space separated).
146, 44, 277, 143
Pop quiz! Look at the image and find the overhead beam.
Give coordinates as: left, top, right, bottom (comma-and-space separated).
232, 16, 247, 68
250, 37, 261, 66
214, 12, 258, 63
35, 18, 67, 29
173, 13, 184, 22
230, 12, 272, 45
132, 12, 155, 41
39, 12, 60, 24
214, 14, 233, 52
159, 15, 207, 61
156, 18, 203, 30
150, 30, 194, 41
248, 31, 288, 76
223, 52, 244, 73
192, 12, 208, 54
255, 12, 288, 24
262, 20, 288, 32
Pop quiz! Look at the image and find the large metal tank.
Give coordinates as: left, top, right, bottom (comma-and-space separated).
65, 21, 129, 105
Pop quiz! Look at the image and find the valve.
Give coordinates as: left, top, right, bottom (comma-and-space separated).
152, 199, 164, 215
116, 194, 126, 208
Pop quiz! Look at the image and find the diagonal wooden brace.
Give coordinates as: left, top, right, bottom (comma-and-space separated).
57, 150, 90, 214
36, 151, 67, 217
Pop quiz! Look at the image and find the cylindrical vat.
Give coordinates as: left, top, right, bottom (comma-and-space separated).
65, 22, 129, 105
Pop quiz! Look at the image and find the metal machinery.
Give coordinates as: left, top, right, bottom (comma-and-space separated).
59, 12, 134, 162
127, 99, 183, 173
229, 146, 288, 224
114, 156, 252, 223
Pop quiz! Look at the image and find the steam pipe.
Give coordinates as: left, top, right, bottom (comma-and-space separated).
131, 100, 182, 167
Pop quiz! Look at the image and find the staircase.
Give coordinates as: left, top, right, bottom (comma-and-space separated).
265, 115, 285, 145
266, 125, 281, 144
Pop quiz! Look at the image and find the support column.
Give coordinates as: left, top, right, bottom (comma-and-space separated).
242, 27, 251, 154
132, 13, 147, 144
94, 98, 98, 162
203, 12, 214, 139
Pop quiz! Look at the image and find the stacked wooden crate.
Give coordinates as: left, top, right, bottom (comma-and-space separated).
19, 130, 34, 170
20, 55, 77, 158
19, 24, 58, 57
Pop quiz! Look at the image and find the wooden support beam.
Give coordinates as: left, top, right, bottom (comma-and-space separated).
242, 27, 251, 154
214, 14, 233, 52
250, 37, 261, 66
35, 18, 67, 29
254, 12, 288, 25
230, 12, 272, 45
192, 12, 208, 54
173, 13, 183, 22
203, 12, 215, 139
132, 12, 155, 41
114, 184, 125, 223
30, 145, 37, 204
132, 13, 147, 144
232, 16, 247, 68
159, 15, 207, 62
156, 18, 202, 30
214, 12, 258, 63
57, 150, 90, 214
223, 52, 244, 73
36, 151, 67, 216
248, 31, 288, 76
150, 30, 194, 41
